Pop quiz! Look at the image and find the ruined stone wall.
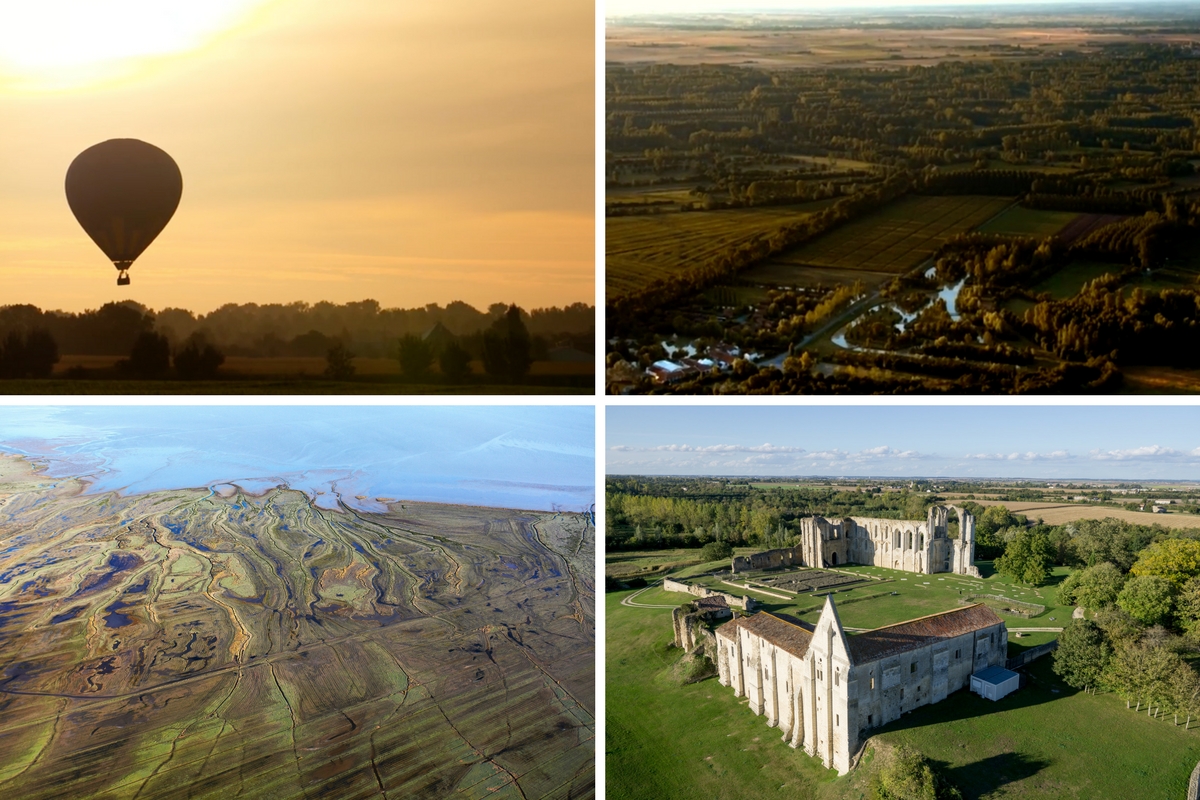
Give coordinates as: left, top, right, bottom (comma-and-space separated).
672, 602, 729, 651
794, 508, 979, 577
662, 578, 752, 609
731, 545, 803, 573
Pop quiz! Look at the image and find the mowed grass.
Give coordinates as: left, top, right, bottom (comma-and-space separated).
744, 195, 1012, 289
607, 590, 867, 800
610, 557, 1200, 800
605, 547, 763, 580
873, 657, 1200, 800
974, 205, 1080, 237
605, 204, 828, 298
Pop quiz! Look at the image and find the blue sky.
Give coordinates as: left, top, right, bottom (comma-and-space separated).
0, 406, 594, 512
607, 406, 1200, 480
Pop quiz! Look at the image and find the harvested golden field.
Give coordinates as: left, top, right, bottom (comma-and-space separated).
0, 456, 594, 799
606, 205, 822, 298
978, 499, 1200, 528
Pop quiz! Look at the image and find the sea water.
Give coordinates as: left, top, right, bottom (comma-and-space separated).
0, 406, 594, 513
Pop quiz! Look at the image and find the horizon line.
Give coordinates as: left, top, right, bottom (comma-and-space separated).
606, 0, 1198, 17
606, 473, 1200, 482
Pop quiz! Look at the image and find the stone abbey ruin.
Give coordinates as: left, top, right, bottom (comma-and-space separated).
666, 506, 1016, 774
733, 507, 981, 578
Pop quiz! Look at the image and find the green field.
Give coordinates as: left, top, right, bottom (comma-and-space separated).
743, 195, 1012, 290
605, 204, 828, 298
975, 206, 1080, 237
1030, 261, 1121, 299
609, 569, 1200, 800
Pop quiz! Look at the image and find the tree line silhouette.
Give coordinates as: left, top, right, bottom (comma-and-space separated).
0, 299, 592, 383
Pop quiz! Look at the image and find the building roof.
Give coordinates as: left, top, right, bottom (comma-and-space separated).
972, 665, 1019, 686
696, 595, 728, 610
421, 322, 455, 343
847, 604, 1004, 663
734, 612, 815, 658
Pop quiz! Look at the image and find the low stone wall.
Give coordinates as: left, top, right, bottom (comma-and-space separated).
1188, 759, 1200, 800
963, 594, 1045, 618
1005, 640, 1058, 671
663, 578, 755, 609
720, 580, 793, 601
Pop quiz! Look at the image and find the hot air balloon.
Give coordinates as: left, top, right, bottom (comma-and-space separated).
65, 139, 182, 286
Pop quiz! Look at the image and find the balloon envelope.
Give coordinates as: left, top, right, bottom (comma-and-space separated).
65, 139, 182, 275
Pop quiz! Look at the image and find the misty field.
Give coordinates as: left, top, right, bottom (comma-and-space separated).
0, 456, 594, 799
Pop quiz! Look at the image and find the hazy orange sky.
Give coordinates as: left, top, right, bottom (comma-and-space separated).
0, 0, 593, 313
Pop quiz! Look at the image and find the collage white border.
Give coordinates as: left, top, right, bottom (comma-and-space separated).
2, 3, 1200, 797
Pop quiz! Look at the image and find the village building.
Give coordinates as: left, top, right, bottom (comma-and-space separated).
714, 597, 1008, 774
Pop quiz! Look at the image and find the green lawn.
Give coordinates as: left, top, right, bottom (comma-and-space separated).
1031, 261, 1122, 300
975, 206, 1079, 238
607, 590, 866, 800
875, 658, 1200, 799
606, 547, 763, 580
607, 583, 1200, 800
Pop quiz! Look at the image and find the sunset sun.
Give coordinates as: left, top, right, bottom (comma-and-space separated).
0, 0, 274, 90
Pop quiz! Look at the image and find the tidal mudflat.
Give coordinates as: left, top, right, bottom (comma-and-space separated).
0, 454, 593, 798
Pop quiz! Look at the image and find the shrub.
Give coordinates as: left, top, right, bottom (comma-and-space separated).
439, 341, 473, 383
174, 336, 224, 380
324, 343, 356, 381
396, 334, 434, 380
119, 331, 170, 379
871, 745, 961, 800
700, 541, 733, 563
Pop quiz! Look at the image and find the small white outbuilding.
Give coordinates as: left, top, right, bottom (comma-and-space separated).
970, 665, 1020, 701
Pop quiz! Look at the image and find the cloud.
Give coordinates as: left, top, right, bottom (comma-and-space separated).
609, 443, 806, 454
964, 450, 1072, 462
609, 443, 926, 462
1089, 445, 1196, 461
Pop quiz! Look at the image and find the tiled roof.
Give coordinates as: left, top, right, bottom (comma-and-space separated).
847, 603, 1004, 663
716, 616, 742, 641
696, 595, 728, 609
737, 612, 815, 658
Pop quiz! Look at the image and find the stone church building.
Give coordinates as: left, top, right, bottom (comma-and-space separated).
714, 597, 1007, 774
732, 506, 981, 578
